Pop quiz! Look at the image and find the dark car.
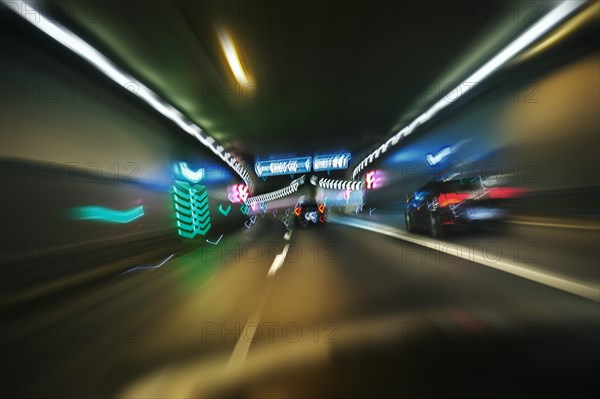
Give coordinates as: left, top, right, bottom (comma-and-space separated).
294, 201, 327, 227
405, 176, 522, 237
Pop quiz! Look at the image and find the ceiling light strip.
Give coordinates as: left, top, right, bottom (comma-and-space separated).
351, 0, 585, 179
247, 175, 306, 205
2, 0, 253, 188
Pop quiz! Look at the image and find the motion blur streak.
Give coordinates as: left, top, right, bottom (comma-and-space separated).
0, 0, 253, 186
515, 1, 600, 62
71, 205, 145, 224
352, 0, 585, 178
217, 27, 250, 85
328, 215, 599, 301
1, 1, 598, 398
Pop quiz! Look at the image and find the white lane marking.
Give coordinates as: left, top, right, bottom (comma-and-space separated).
283, 230, 293, 240
268, 243, 290, 277
506, 219, 600, 231
227, 241, 290, 373
226, 283, 272, 375
227, 240, 291, 373
329, 215, 599, 302
228, 241, 289, 373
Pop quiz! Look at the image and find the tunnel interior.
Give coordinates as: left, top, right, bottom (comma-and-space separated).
1, 1, 599, 398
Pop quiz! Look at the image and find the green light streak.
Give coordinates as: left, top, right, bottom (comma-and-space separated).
173, 180, 212, 238
71, 205, 144, 223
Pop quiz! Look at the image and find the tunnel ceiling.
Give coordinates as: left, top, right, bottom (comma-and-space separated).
36, 1, 551, 175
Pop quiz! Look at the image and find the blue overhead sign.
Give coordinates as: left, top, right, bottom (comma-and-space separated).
313, 153, 351, 172
254, 157, 312, 177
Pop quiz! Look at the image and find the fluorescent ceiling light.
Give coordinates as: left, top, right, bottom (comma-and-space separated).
217, 27, 249, 84
2, 0, 253, 188
351, 0, 585, 179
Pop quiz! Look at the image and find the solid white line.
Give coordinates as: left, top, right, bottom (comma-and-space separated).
283, 230, 293, 240
268, 244, 290, 277
280, 243, 290, 258
228, 240, 293, 371
226, 283, 272, 375
506, 220, 600, 231
227, 240, 288, 372
329, 215, 599, 302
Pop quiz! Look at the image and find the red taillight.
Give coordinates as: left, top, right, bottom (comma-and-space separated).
486, 187, 525, 199
437, 192, 471, 207
294, 207, 302, 216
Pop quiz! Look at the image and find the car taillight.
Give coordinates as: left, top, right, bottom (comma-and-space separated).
294, 207, 302, 216
486, 187, 525, 199
318, 204, 325, 213
437, 192, 471, 207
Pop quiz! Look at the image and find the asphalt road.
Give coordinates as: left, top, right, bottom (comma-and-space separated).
1, 217, 598, 398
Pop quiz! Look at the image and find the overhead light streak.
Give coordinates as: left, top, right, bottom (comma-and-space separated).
1, 0, 253, 188
514, 1, 599, 62
351, 0, 585, 179
217, 27, 250, 84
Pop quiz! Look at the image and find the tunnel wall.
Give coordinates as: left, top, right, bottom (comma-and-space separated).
360, 49, 600, 219
0, 19, 244, 269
